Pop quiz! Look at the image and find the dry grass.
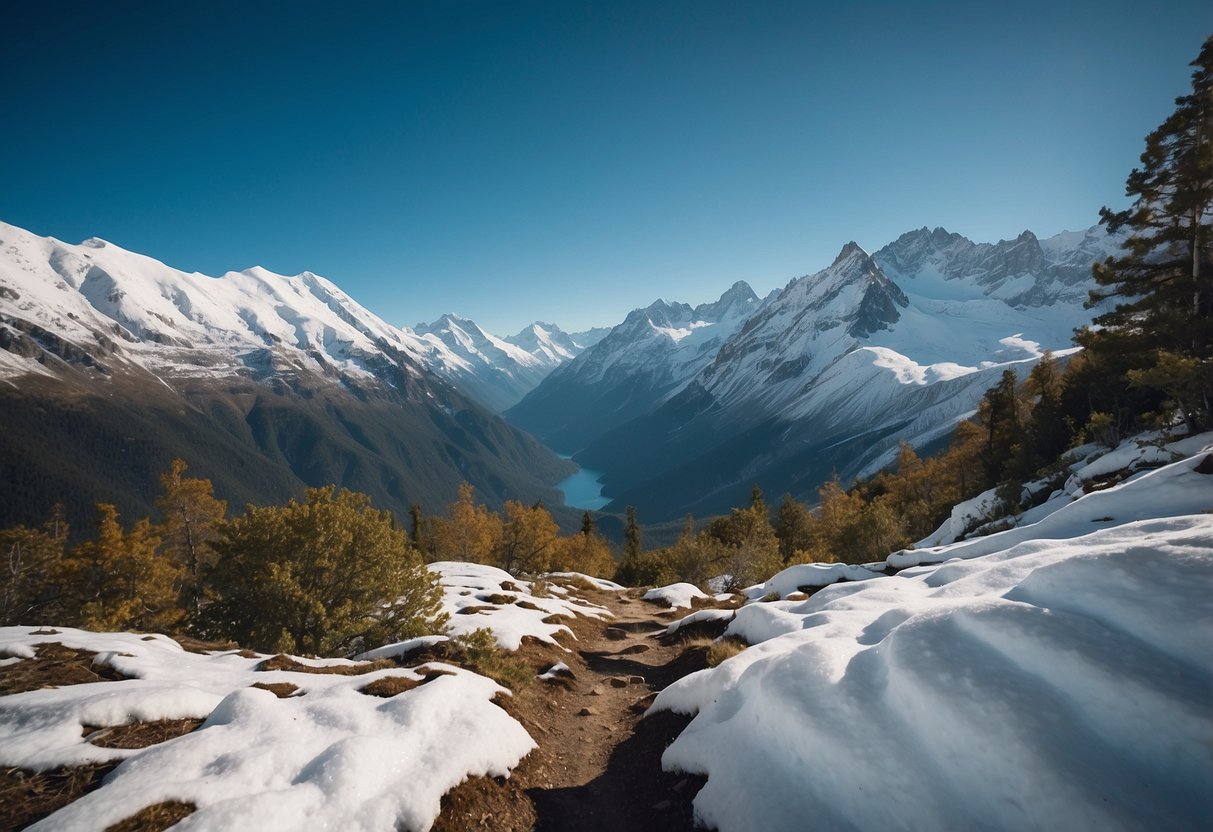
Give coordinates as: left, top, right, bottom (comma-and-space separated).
456, 605, 500, 615
404, 630, 533, 691
104, 800, 196, 832
250, 681, 300, 698
255, 654, 394, 675
359, 667, 454, 698
547, 574, 601, 593
83, 719, 204, 749
0, 643, 128, 695
706, 637, 748, 667
0, 762, 117, 832
173, 636, 242, 655
681, 636, 748, 667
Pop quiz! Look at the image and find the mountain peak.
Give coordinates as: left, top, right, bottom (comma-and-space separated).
832, 241, 869, 266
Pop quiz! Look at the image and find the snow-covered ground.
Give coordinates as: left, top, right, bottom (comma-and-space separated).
642, 582, 708, 609
650, 434, 1213, 831
0, 628, 532, 832
430, 561, 611, 650
0, 562, 615, 831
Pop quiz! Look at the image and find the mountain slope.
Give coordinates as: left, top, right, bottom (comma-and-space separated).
506, 280, 765, 452
0, 220, 572, 533
412, 314, 556, 412
575, 226, 1118, 520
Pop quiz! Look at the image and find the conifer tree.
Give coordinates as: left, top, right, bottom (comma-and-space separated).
624, 506, 641, 561
427, 483, 503, 564
155, 459, 226, 616
550, 525, 616, 578
409, 503, 425, 551
773, 495, 814, 562
59, 504, 183, 632
202, 487, 447, 655
0, 508, 68, 625
978, 370, 1025, 483
494, 500, 558, 575
1084, 36, 1213, 430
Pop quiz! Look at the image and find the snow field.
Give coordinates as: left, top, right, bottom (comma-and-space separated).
0, 563, 615, 830
0, 628, 532, 832
649, 434, 1213, 832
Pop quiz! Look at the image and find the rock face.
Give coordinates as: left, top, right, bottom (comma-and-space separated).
543, 226, 1123, 521
0, 220, 573, 533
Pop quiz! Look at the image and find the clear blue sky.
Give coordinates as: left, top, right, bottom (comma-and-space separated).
2, 1, 1209, 334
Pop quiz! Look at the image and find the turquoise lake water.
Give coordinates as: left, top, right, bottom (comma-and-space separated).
556, 458, 611, 510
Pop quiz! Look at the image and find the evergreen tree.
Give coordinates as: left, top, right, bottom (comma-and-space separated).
409, 503, 425, 551
614, 506, 647, 586
155, 459, 226, 616
494, 500, 557, 575
1085, 36, 1213, 430
0, 508, 68, 625
624, 506, 641, 561
978, 369, 1025, 483
580, 511, 596, 536
550, 526, 616, 578
427, 483, 503, 564
773, 495, 814, 562
705, 500, 782, 590
59, 504, 183, 633
749, 484, 766, 515
202, 488, 447, 655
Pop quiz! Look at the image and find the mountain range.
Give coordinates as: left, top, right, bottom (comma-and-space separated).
0, 218, 1120, 532
509, 225, 1120, 520
0, 221, 579, 534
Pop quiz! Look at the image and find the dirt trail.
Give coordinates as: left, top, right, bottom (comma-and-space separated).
435, 588, 725, 832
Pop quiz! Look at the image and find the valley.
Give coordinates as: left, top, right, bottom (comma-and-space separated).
0, 218, 1119, 532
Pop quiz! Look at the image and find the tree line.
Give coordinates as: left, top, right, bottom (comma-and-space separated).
1, 462, 448, 657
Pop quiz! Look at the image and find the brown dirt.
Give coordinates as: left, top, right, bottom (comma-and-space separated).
432, 588, 717, 832
0, 586, 728, 831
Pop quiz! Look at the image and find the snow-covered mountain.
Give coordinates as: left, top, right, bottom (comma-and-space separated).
571, 225, 1122, 520
0, 220, 573, 532
506, 280, 769, 452
411, 315, 555, 412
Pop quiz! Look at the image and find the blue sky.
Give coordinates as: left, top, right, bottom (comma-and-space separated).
2, 1, 1209, 334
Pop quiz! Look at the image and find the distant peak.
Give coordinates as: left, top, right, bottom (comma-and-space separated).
80, 237, 107, 249
832, 241, 869, 266
1016, 229, 1037, 242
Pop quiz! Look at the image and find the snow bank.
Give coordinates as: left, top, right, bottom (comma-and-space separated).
742, 562, 883, 600
917, 432, 1211, 547
430, 562, 610, 650
652, 516, 1213, 831
890, 434, 1213, 569
643, 582, 707, 609
0, 628, 534, 832
665, 609, 735, 635
544, 571, 627, 591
